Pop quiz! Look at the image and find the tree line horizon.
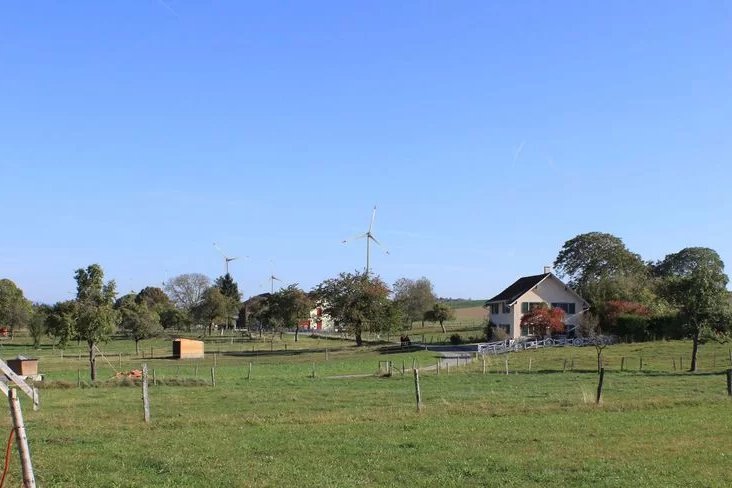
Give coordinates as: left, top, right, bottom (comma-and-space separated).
1, 231, 730, 377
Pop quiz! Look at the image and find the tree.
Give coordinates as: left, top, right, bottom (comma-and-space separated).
0, 279, 33, 335
262, 285, 313, 342
45, 300, 78, 347
214, 273, 242, 329
28, 304, 49, 349
553, 232, 649, 305
164, 273, 211, 310
392, 277, 436, 328
215, 273, 241, 301
312, 272, 393, 346
159, 307, 190, 331
120, 301, 162, 355
656, 247, 731, 371
74, 264, 119, 381
519, 304, 565, 338
423, 303, 455, 333
191, 287, 228, 336
135, 286, 171, 311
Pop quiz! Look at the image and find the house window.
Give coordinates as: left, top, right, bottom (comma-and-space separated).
502, 303, 511, 314
551, 303, 576, 314
489, 303, 500, 314
520, 302, 544, 314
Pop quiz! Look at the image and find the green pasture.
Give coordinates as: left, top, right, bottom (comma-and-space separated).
0, 337, 731, 487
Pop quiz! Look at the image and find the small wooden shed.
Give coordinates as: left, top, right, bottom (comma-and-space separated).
7, 356, 39, 376
172, 338, 205, 359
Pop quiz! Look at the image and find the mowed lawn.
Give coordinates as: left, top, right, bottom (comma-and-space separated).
2, 337, 732, 487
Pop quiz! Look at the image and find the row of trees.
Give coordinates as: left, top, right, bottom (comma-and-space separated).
553, 232, 731, 371
1, 266, 457, 378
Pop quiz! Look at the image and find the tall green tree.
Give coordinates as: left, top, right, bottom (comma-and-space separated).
656, 247, 731, 371
74, 264, 119, 381
45, 300, 78, 347
262, 285, 313, 341
0, 278, 33, 335
191, 287, 229, 335
159, 307, 191, 331
313, 272, 393, 346
135, 286, 171, 311
393, 277, 436, 328
214, 273, 242, 329
553, 232, 650, 305
29, 304, 50, 349
120, 301, 163, 355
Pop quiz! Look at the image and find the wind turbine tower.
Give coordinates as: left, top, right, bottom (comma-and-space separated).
213, 242, 238, 275
342, 206, 388, 275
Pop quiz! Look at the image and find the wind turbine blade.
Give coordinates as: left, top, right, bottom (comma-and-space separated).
228, 257, 239, 262
369, 235, 382, 246
342, 233, 368, 244
213, 242, 226, 257
368, 206, 376, 233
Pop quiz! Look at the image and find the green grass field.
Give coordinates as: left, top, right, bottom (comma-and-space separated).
1, 335, 731, 487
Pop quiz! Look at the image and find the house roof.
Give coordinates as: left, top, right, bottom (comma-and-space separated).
485, 273, 550, 305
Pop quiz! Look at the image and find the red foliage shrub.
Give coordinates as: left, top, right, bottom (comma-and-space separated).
520, 306, 565, 337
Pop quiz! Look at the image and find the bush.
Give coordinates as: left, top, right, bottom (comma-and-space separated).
648, 313, 685, 340
613, 314, 650, 342
449, 333, 463, 345
484, 321, 508, 342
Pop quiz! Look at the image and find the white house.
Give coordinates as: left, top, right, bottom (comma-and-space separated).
485, 269, 589, 339
302, 305, 336, 331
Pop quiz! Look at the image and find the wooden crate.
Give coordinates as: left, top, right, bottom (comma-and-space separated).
172, 338, 205, 359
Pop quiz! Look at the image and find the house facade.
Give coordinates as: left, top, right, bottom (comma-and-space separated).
485, 271, 589, 339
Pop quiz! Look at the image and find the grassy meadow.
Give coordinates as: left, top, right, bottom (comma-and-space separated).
0, 333, 731, 487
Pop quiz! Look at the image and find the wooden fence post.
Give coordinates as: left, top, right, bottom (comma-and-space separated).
528, 357, 532, 372
620, 357, 625, 372
482, 357, 486, 375
195, 364, 199, 377
413, 369, 422, 412
680, 357, 683, 371
726, 369, 731, 397
436, 361, 440, 375
142, 364, 150, 423
311, 362, 316, 378
325, 349, 329, 361
563, 359, 567, 373
8, 389, 36, 488
596, 368, 605, 405
248, 362, 252, 380
153, 369, 157, 386
639, 356, 643, 371
504, 357, 509, 375
77, 369, 81, 388
211, 367, 216, 387
402, 360, 405, 375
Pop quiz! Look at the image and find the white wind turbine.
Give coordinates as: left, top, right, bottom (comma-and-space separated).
213, 242, 239, 275
342, 206, 388, 275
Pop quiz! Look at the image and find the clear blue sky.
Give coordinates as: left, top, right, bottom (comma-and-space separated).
1, 1, 731, 304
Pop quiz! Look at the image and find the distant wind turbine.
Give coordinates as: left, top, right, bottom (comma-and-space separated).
342, 206, 389, 275
213, 242, 239, 275
268, 260, 282, 293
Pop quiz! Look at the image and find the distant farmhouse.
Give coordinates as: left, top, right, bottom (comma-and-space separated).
302, 305, 336, 331
485, 268, 589, 339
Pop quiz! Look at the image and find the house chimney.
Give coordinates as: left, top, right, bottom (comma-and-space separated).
543, 266, 552, 274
